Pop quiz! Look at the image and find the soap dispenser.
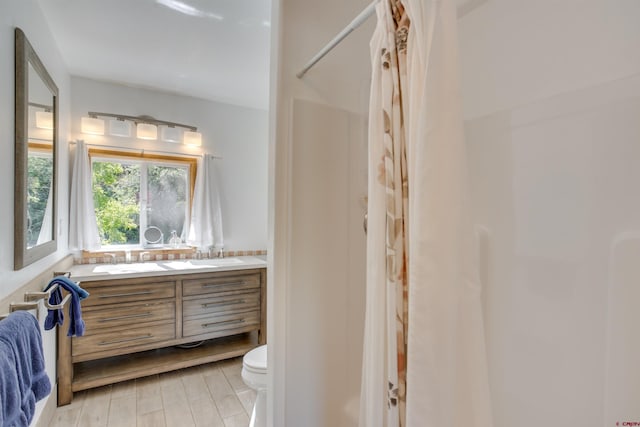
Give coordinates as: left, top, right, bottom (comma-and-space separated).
169, 230, 181, 248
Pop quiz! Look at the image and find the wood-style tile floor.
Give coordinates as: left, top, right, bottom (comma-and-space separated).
48, 357, 255, 427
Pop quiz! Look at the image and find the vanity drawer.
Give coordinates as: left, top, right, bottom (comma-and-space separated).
72, 321, 175, 357
183, 290, 260, 318
81, 281, 176, 307
182, 272, 260, 297
82, 300, 175, 331
183, 310, 260, 338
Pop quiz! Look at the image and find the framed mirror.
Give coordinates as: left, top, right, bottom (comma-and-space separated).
14, 28, 58, 269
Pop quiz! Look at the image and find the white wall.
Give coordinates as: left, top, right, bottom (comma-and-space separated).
0, 1, 71, 424
70, 77, 268, 252
459, 1, 640, 425
0, 1, 71, 298
269, 0, 371, 425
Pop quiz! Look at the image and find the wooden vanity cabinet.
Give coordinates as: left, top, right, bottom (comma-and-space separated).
182, 273, 263, 340
57, 268, 266, 406
72, 279, 176, 361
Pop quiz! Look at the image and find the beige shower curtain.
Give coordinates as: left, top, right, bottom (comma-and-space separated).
360, 1, 493, 426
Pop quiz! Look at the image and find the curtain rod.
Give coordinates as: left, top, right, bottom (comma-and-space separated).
296, 0, 379, 78
296, 0, 480, 78
69, 141, 222, 159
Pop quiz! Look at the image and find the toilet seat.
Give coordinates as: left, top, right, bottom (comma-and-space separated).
243, 344, 267, 374
242, 344, 267, 390
242, 344, 268, 427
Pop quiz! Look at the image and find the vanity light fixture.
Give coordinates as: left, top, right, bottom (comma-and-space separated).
80, 111, 202, 145
161, 126, 182, 143
109, 119, 132, 137
183, 130, 202, 146
35, 111, 53, 130
29, 102, 54, 130
81, 116, 105, 135
136, 123, 158, 140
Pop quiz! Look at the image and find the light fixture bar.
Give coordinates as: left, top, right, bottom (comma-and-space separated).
87, 111, 197, 132
29, 102, 53, 111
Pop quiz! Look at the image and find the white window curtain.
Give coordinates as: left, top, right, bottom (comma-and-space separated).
36, 182, 53, 245
68, 140, 101, 251
187, 153, 224, 250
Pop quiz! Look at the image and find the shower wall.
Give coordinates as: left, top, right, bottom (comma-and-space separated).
269, 0, 372, 425
459, 1, 640, 426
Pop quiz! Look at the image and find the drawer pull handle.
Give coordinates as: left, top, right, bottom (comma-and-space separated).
201, 319, 244, 329
98, 312, 153, 323
98, 291, 154, 299
98, 334, 153, 346
202, 281, 245, 288
201, 299, 245, 308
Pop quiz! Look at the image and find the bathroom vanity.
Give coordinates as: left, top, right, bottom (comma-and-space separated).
57, 257, 266, 405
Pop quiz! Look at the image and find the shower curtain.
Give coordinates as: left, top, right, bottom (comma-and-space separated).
360, 1, 493, 426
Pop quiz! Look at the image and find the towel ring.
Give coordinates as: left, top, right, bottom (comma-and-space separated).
0, 303, 39, 320
0, 280, 74, 321
24, 283, 73, 310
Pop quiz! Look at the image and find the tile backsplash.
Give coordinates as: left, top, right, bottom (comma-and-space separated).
74, 248, 267, 265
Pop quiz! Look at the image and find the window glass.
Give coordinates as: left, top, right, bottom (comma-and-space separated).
92, 160, 141, 245
91, 154, 191, 248
27, 152, 53, 246
147, 164, 188, 242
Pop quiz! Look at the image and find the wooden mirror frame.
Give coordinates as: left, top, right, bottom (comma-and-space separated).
14, 28, 58, 269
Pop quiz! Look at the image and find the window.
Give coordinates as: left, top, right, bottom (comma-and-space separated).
90, 149, 196, 248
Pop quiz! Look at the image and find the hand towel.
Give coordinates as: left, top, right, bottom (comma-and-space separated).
49, 275, 89, 300
44, 276, 88, 337
0, 311, 51, 426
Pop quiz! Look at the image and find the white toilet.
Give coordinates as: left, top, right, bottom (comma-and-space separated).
241, 344, 267, 427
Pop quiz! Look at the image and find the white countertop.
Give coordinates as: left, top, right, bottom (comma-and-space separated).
69, 256, 267, 282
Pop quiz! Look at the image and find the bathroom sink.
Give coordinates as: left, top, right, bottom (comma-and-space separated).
92, 262, 167, 274
161, 261, 210, 270
190, 258, 244, 266
162, 257, 244, 270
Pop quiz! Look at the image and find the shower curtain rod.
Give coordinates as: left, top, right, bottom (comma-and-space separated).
296, 0, 380, 78
69, 141, 222, 159
296, 0, 479, 78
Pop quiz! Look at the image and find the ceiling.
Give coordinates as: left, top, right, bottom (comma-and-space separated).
38, 0, 272, 110
37, 0, 482, 112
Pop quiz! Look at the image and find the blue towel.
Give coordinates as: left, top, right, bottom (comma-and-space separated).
49, 275, 89, 300
44, 276, 88, 337
0, 340, 21, 427
0, 311, 51, 427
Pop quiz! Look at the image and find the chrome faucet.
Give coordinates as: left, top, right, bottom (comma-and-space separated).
104, 253, 116, 264
208, 246, 224, 259
125, 250, 132, 264
138, 251, 150, 262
